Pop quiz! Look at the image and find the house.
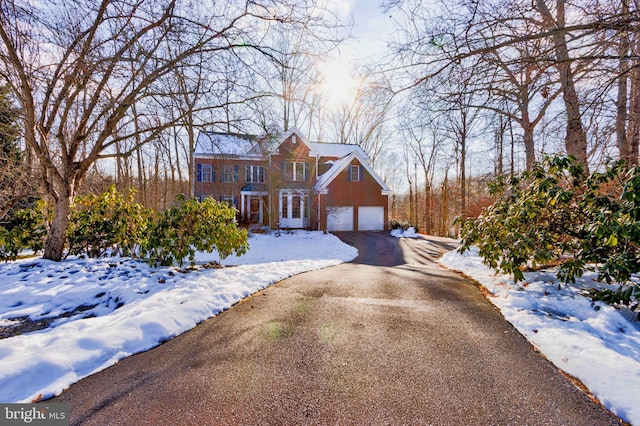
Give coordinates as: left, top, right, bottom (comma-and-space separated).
193, 128, 392, 231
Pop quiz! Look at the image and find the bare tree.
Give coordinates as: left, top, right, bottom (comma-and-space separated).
322, 67, 394, 164
0, 84, 35, 219
616, 0, 640, 165
386, 0, 640, 172
434, 66, 482, 218
534, 0, 589, 171
398, 99, 441, 234
0, 0, 326, 260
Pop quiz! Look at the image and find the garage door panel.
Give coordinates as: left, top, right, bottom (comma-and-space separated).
358, 206, 384, 231
327, 206, 354, 231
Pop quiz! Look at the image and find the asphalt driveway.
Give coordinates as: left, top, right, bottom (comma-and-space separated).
51, 232, 621, 425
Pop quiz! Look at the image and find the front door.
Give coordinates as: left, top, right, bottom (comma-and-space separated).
250, 196, 261, 223
280, 190, 306, 228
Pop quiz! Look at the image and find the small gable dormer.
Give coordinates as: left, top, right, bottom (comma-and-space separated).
277, 129, 311, 160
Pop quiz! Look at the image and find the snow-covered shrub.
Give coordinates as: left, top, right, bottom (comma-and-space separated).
390, 219, 420, 233
142, 195, 248, 267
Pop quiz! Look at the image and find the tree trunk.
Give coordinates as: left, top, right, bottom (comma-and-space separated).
627, 34, 640, 166
536, 0, 589, 172
523, 124, 536, 172
616, 0, 631, 162
509, 118, 515, 176
43, 191, 74, 261
460, 135, 467, 218
424, 181, 432, 234
495, 116, 504, 176
441, 172, 449, 237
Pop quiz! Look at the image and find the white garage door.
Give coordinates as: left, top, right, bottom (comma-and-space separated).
358, 206, 385, 231
326, 206, 354, 231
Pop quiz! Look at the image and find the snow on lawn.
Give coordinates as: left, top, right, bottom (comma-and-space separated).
441, 247, 640, 426
0, 231, 358, 403
390, 227, 419, 238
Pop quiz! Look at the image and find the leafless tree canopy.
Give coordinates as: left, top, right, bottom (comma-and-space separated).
383, 0, 640, 234
0, 0, 340, 260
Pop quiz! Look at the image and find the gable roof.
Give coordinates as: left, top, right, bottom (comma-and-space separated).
196, 128, 371, 160
195, 131, 278, 159
315, 150, 392, 195
308, 142, 369, 160
278, 127, 370, 160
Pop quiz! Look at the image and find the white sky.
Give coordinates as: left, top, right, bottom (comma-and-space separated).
330, 0, 397, 63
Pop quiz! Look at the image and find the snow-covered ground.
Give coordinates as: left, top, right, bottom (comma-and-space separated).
390, 226, 419, 238
0, 231, 357, 403
2, 230, 638, 425
441, 247, 640, 426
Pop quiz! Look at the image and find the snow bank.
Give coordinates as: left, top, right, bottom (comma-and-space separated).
390, 227, 419, 238
441, 248, 640, 426
0, 231, 357, 403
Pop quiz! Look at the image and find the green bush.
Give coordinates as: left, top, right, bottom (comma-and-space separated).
142, 195, 248, 267
0, 199, 49, 260
588, 283, 640, 311
459, 155, 640, 286
571, 161, 640, 284
67, 185, 151, 258
458, 155, 585, 282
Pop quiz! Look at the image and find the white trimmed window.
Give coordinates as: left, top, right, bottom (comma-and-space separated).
197, 164, 213, 182
245, 165, 265, 183
284, 161, 307, 181
221, 165, 237, 183
350, 165, 361, 181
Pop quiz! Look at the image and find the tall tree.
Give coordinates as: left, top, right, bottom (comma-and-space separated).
0, 0, 325, 260
0, 84, 34, 219
386, 0, 640, 172
534, 0, 588, 171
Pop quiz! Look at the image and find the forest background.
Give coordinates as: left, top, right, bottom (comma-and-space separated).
2, 0, 640, 259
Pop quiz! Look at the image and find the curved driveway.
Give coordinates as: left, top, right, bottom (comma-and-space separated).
52, 232, 620, 425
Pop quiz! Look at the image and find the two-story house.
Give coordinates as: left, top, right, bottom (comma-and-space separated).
193, 128, 392, 231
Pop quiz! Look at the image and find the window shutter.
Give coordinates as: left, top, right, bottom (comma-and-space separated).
347, 166, 351, 181
212, 165, 216, 182
359, 165, 364, 181
234, 165, 238, 182
197, 163, 202, 182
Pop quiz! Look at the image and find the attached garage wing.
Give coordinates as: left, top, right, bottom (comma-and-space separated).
358, 206, 385, 231
326, 206, 354, 231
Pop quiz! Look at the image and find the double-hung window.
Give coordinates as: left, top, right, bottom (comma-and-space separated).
245, 165, 265, 183
221, 195, 235, 206
221, 165, 238, 183
284, 161, 307, 181
197, 164, 213, 182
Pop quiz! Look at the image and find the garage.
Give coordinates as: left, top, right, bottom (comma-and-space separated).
326, 206, 354, 231
358, 206, 385, 231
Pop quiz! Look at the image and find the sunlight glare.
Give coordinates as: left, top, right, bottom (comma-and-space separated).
319, 59, 358, 107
